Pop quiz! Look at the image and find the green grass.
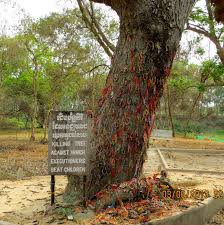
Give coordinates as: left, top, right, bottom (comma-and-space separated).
175, 130, 224, 142
202, 130, 224, 142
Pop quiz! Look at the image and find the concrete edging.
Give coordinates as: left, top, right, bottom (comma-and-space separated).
0, 222, 17, 225
145, 197, 224, 225
156, 148, 224, 175
157, 149, 169, 170
160, 148, 224, 155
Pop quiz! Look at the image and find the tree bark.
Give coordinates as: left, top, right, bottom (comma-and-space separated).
166, 84, 175, 137
40, 110, 50, 144
77, 0, 115, 58
66, 0, 195, 199
211, 0, 224, 23
30, 58, 38, 142
184, 92, 202, 136
187, 0, 224, 64
184, 73, 209, 136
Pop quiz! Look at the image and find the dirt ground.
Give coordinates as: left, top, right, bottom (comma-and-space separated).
205, 209, 224, 225
146, 138, 224, 225
162, 151, 224, 172
0, 136, 224, 224
0, 138, 48, 180
0, 176, 69, 225
151, 137, 224, 150
144, 148, 224, 201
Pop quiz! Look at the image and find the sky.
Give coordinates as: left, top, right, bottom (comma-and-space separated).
0, 0, 217, 63
0, 0, 75, 34
16, 0, 67, 17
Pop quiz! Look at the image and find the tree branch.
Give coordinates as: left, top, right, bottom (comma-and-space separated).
217, 28, 224, 39
77, 0, 114, 58
90, 0, 112, 6
205, 83, 224, 87
186, 23, 221, 47
82, 0, 116, 52
88, 63, 110, 74
188, 23, 209, 33
187, 1, 224, 64
90, 0, 124, 16
205, 0, 216, 35
186, 83, 224, 89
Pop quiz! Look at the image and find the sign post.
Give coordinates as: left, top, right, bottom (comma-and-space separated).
51, 175, 55, 206
83, 175, 87, 208
48, 111, 91, 205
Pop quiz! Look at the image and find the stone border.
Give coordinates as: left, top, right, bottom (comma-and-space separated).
0, 222, 17, 225
145, 197, 224, 225
157, 148, 224, 175
160, 148, 224, 155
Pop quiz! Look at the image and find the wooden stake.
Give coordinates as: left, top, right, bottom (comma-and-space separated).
51, 175, 55, 205
83, 175, 87, 208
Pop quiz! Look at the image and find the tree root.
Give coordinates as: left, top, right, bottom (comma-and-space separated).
91, 176, 167, 211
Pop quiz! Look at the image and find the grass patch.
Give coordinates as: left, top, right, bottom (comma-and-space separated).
176, 130, 224, 142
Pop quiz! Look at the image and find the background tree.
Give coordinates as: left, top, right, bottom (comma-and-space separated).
187, 0, 224, 63
0, 9, 111, 142
156, 57, 224, 137
154, 0, 224, 137
0, 36, 32, 128
31, 10, 110, 141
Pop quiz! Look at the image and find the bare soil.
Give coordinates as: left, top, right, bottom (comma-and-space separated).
151, 137, 224, 150
205, 209, 224, 225
163, 151, 224, 172
0, 136, 223, 224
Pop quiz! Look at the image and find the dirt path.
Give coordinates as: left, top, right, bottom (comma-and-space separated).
0, 176, 68, 224
1, 150, 223, 224
0, 137, 224, 224
151, 137, 224, 150
144, 148, 224, 199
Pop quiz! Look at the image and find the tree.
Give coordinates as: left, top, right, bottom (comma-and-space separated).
77, 0, 116, 58
0, 36, 32, 126
26, 10, 110, 142
0, 9, 111, 138
155, 57, 224, 136
211, 0, 224, 23
187, 0, 224, 63
166, 83, 176, 137
65, 0, 196, 198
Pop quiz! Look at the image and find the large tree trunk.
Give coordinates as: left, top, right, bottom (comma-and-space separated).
66, 0, 195, 199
